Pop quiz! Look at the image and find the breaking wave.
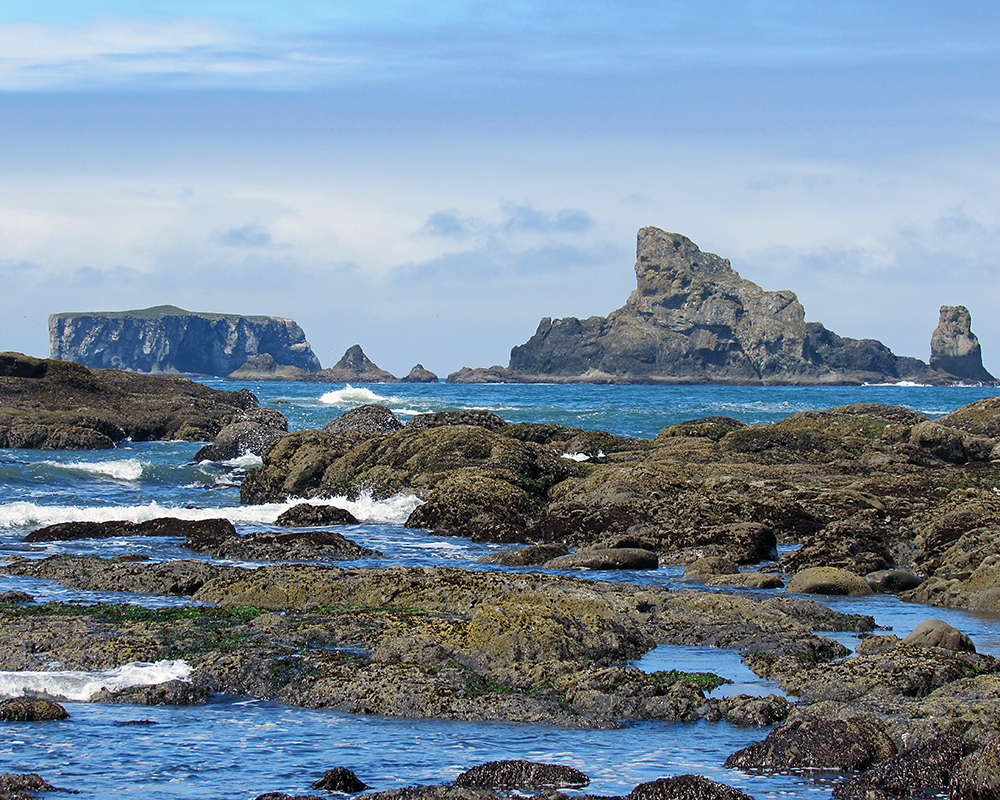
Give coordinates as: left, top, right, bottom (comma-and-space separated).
0, 492, 423, 530
40, 459, 147, 482
319, 385, 390, 405
0, 660, 192, 702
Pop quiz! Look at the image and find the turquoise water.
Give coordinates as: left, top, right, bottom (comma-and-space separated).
1, 382, 999, 799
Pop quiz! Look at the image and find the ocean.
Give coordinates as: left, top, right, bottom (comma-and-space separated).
2, 381, 1000, 799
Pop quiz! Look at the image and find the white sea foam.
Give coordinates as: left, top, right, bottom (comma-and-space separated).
41, 459, 146, 481
562, 452, 590, 462
0, 659, 192, 702
219, 454, 263, 469
862, 381, 933, 388
0, 492, 423, 529
319, 385, 388, 405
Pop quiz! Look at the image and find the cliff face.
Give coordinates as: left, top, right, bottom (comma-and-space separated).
49, 305, 321, 377
503, 227, 954, 385
930, 305, 995, 382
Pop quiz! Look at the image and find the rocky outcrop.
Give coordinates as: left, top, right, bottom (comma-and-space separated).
49, 305, 321, 377
401, 364, 438, 383
194, 406, 289, 461
451, 228, 990, 385
311, 345, 397, 383
0, 352, 258, 449
930, 305, 995, 382
226, 354, 313, 381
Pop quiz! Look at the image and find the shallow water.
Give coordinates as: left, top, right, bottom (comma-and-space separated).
2, 382, 1000, 799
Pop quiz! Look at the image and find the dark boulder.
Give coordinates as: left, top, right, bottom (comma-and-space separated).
627, 775, 756, 800
312, 767, 370, 793
275, 503, 360, 527
324, 404, 403, 435
183, 527, 380, 562
865, 570, 923, 594
0, 698, 69, 721
0, 774, 58, 797
725, 715, 896, 772
0, 591, 33, 604
453, 760, 589, 790
25, 516, 236, 543
544, 548, 660, 571
478, 543, 570, 566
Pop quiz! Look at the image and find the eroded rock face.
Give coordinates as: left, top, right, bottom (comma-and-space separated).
930, 305, 995, 383
499, 228, 941, 385
49, 305, 321, 376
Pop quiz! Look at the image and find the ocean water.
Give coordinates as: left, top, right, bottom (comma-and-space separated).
2, 381, 1000, 799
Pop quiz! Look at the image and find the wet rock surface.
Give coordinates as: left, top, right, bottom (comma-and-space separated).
453, 760, 589, 790
274, 503, 361, 527
0, 351, 258, 449
0, 698, 69, 721
724, 714, 896, 772
312, 767, 370, 792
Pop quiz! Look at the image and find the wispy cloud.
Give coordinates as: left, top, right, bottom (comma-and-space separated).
2, 3, 997, 90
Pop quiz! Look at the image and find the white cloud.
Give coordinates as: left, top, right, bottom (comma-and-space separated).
0, 18, 359, 89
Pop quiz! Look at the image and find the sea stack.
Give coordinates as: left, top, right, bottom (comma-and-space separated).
458, 227, 939, 385
49, 305, 321, 377
930, 305, 995, 383
314, 345, 398, 383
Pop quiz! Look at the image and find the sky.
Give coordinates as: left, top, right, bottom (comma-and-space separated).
2, 1, 999, 377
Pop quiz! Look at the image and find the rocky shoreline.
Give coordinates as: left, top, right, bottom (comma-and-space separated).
5, 381, 1000, 798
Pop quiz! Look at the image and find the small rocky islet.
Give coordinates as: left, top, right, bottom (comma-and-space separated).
4, 359, 1000, 797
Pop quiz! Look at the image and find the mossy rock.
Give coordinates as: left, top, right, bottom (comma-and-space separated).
787, 567, 873, 597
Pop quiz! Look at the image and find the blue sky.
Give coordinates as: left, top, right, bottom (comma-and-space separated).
2, 2, 999, 376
